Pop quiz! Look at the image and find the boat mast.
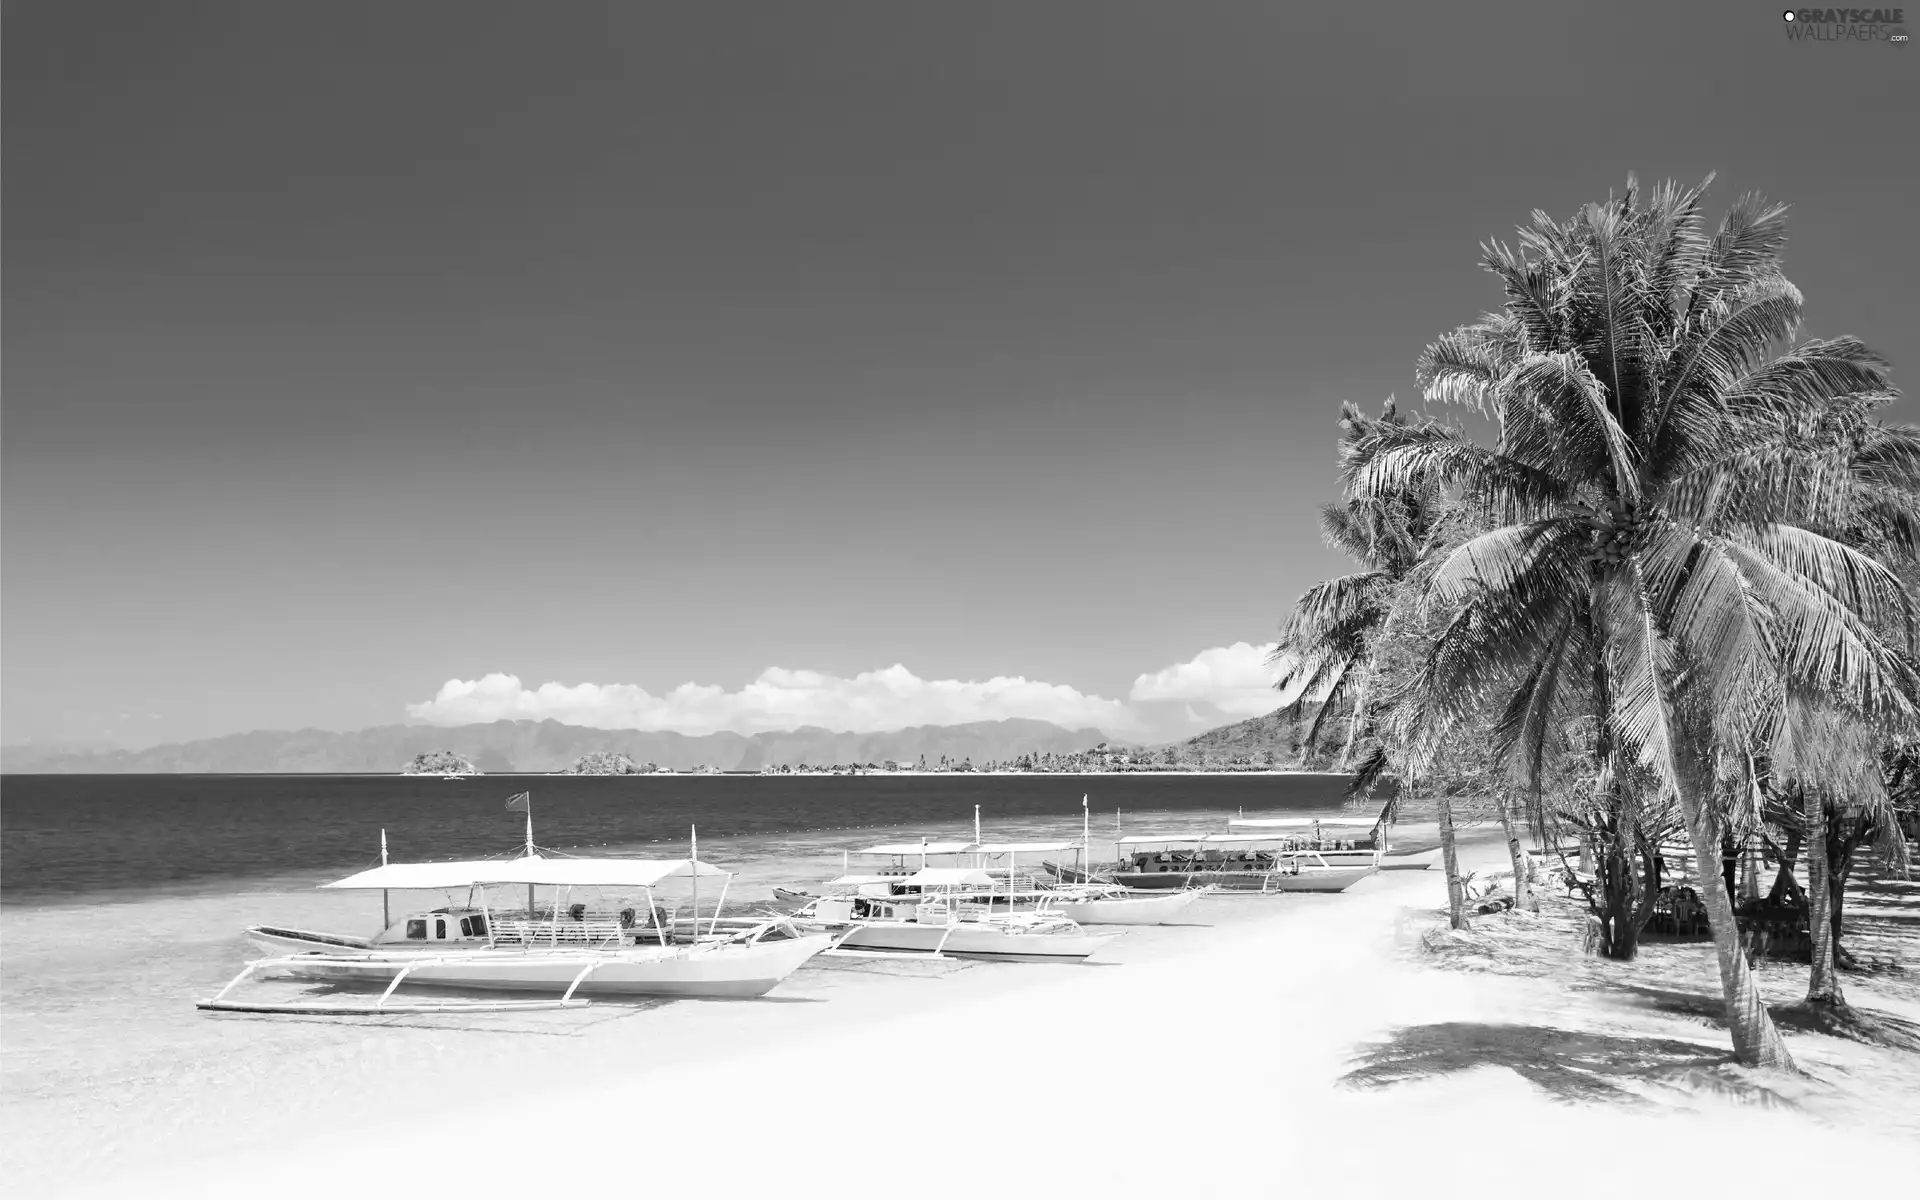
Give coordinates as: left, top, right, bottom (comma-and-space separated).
1082, 794, 1090, 881
690, 825, 699, 942
380, 828, 390, 930
524, 792, 536, 920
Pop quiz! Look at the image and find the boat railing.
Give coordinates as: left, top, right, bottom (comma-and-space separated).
478, 905, 678, 946
486, 917, 630, 947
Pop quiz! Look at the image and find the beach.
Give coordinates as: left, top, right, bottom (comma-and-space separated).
7, 825, 1917, 1198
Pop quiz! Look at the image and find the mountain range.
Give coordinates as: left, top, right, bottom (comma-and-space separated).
0, 718, 1125, 774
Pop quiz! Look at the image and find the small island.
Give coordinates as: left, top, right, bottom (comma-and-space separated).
401, 751, 480, 776
564, 751, 658, 775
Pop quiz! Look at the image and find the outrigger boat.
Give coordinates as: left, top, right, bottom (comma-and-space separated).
796, 823, 1202, 928
1055, 833, 1376, 893
1227, 814, 1439, 871
202, 819, 834, 1015
972, 810, 1210, 925
792, 869, 1122, 962
1035, 884, 1204, 925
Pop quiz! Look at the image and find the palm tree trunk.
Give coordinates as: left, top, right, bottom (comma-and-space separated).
1805, 792, 1843, 1007
1600, 821, 1640, 960
1766, 825, 1803, 907
1436, 786, 1467, 930
1496, 791, 1533, 912
1830, 836, 1857, 969
1338, 672, 1372, 770
1675, 770, 1796, 1070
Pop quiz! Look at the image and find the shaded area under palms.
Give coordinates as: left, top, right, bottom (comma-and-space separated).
1340, 1021, 1802, 1107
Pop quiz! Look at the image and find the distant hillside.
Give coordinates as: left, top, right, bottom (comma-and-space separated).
0, 717, 1115, 774
566, 751, 650, 775
1175, 703, 1330, 760
402, 751, 480, 775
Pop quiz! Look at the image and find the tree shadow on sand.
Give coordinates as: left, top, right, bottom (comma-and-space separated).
1583, 981, 1920, 1053
1340, 1022, 1799, 1108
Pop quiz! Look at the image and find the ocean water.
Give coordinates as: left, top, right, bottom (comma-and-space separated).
0, 771, 1374, 903
0, 772, 1391, 1190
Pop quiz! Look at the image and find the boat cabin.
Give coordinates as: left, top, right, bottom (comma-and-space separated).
1113, 834, 1317, 876
1226, 817, 1383, 852
366, 902, 680, 948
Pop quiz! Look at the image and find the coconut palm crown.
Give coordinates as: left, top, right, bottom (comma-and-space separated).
1354, 174, 1918, 791
1269, 400, 1447, 762
1345, 174, 1920, 1068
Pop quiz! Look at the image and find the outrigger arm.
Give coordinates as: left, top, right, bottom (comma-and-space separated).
195, 954, 594, 1016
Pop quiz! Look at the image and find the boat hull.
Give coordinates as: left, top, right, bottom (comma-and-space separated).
1041, 860, 1093, 884
259, 934, 835, 999
247, 926, 376, 956
1047, 889, 1203, 925
939, 924, 1118, 962
831, 923, 953, 955
1380, 848, 1439, 870
1109, 866, 1374, 893
819, 920, 1116, 962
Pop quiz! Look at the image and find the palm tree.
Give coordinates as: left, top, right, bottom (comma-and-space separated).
1347, 175, 1919, 1069
1271, 401, 1447, 767
1752, 399, 1920, 1005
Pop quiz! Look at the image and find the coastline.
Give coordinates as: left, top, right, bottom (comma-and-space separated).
15, 828, 1918, 1198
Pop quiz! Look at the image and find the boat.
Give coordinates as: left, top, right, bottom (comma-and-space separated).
1227, 814, 1439, 870
1092, 833, 1376, 893
792, 869, 1121, 962
810, 804, 1208, 929
1035, 885, 1204, 925
771, 886, 816, 905
205, 822, 834, 1014
969, 837, 1208, 925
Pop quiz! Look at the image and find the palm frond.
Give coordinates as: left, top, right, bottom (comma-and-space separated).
1595, 563, 1683, 798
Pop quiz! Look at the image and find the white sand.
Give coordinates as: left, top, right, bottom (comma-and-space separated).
23, 832, 1919, 1197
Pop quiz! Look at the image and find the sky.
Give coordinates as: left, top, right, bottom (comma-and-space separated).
4, 2, 1917, 748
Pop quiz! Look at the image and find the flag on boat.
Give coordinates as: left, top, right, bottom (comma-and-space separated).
504, 792, 530, 812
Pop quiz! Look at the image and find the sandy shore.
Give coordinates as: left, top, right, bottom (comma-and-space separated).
20, 830, 1919, 1197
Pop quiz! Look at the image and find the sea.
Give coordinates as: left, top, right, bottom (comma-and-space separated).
0, 771, 1374, 904
0, 771, 1379, 1190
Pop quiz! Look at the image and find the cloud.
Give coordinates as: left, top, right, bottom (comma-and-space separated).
406, 643, 1285, 741
1126, 641, 1280, 718
406, 665, 1138, 737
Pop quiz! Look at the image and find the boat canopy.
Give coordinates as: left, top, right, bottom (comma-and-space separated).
851, 841, 976, 856
1230, 817, 1378, 830
321, 855, 732, 891
1116, 833, 1312, 847
901, 868, 996, 888
823, 874, 900, 887
973, 841, 1077, 854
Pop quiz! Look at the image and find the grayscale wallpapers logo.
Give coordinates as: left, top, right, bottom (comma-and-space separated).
1783, 8, 1910, 41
